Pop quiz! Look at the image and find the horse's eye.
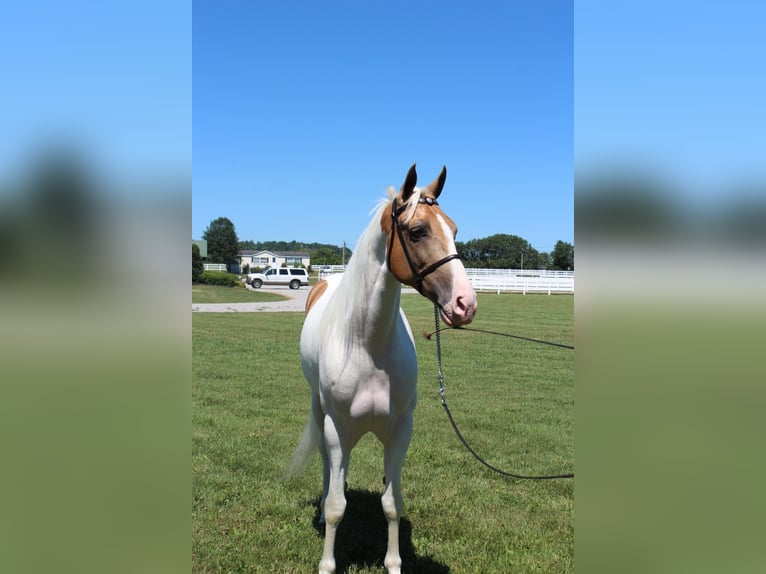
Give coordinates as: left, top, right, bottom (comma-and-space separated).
408, 226, 427, 242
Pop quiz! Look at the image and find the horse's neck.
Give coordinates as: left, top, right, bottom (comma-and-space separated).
335, 223, 402, 348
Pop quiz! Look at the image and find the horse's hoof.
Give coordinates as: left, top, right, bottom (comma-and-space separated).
319, 557, 336, 574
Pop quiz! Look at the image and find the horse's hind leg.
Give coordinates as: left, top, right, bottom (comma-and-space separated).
312, 395, 330, 529
318, 413, 349, 574
381, 412, 413, 574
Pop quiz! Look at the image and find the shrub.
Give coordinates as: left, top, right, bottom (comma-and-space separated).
192, 244, 204, 283
198, 271, 240, 287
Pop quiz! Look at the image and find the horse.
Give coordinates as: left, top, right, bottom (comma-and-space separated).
289, 164, 478, 574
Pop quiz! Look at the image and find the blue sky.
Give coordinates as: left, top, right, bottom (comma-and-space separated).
193, 1, 573, 254
0, 1, 190, 183
3, 1, 762, 254
576, 1, 766, 201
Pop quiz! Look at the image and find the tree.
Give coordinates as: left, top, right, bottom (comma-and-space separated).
537, 251, 552, 270
192, 243, 203, 282
456, 234, 541, 269
550, 240, 574, 270
311, 246, 344, 266
203, 217, 240, 270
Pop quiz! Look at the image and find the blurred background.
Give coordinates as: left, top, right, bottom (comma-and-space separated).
0, 2, 189, 573
576, 2, 766, 573
2, 1, 764, 573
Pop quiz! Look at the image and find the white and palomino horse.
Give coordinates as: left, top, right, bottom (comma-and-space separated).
290, 164, 477, 574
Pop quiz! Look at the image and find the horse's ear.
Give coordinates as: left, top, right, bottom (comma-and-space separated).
400, 163, 418, 202
425, 165, 447, 199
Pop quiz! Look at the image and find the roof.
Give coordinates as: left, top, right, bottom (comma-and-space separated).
239, 250, 310, 257
276, 251, 310, 257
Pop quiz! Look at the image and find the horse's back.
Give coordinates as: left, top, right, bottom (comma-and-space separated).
302, 273, 343, 328
305, 278, 330, 314
300, 274, 344, 389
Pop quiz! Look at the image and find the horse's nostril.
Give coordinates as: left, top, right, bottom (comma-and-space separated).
452, 297, 468, 318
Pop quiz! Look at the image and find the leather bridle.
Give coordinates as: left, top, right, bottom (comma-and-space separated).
386, 196, 461, 295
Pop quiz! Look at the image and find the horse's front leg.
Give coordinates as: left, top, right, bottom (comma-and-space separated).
381, 411, 413, 574
318, 413, 349, 574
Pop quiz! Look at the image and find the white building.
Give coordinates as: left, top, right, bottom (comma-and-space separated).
237, 250, 310, 273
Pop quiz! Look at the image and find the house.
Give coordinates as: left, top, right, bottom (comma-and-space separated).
237, 250, 310, 273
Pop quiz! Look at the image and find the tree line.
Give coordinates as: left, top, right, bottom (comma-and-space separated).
240, 240, 352, 266
457, 235, 573, 271
197, 216, 573, 272
198, 217, 354, 268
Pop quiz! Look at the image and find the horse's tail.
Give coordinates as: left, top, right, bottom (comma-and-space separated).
287, 410, 320, 477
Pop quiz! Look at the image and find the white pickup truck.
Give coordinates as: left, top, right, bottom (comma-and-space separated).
246, 267, 310, 289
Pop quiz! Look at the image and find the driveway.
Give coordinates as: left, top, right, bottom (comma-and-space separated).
192, 284, 420, 313
192, 286, 310, 313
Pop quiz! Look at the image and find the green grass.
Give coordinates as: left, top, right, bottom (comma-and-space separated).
192, 284, 287, 303
193, 293, 573, 573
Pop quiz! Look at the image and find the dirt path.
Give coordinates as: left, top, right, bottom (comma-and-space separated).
192, 284, 419, 313
192, 286, 310, 313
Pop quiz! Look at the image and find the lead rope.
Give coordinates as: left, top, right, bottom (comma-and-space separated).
433, 305, 574, 480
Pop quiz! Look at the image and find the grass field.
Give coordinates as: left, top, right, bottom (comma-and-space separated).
193, 293, 573, 573
192, 284, 287, 303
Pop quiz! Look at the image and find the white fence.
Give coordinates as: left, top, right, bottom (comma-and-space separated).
203, 263, 228, 272
314, 264, 347, 279
313, 265, 574, 294
466, 268, 574, 294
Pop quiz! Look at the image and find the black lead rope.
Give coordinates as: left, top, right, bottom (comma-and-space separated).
432, 305, 575, 480
425, 326, 574, 350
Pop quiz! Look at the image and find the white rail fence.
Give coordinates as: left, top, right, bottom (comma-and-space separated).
466, 269, 574, 295
315, 264, 348, 278
314, 266, 574, 294
203, 263, 228, 272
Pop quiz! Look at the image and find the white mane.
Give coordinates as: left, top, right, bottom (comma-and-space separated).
386, 185, 424, 224
318, 186, 424, 341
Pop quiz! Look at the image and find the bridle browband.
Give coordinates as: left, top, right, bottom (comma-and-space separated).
387, 196, 462, 295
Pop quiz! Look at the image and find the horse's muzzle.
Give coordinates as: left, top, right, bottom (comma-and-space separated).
439, 291, 477, 327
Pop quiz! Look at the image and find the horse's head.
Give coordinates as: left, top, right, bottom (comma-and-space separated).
382, 163, 478, 327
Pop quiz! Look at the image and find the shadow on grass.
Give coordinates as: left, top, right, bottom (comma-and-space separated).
309, 489, 450, 574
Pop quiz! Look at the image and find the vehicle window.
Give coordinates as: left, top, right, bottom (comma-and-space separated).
289, 269, 304, 275
266, 268, 275, 276
279, 269, 288, 275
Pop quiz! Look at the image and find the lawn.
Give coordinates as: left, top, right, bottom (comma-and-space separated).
192, 284, 287, 304
193, 293, 573, 573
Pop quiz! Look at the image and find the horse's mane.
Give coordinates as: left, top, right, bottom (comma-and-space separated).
319, 186, 424, 339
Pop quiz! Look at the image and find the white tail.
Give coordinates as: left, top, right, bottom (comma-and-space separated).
287, 412, 320, 477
